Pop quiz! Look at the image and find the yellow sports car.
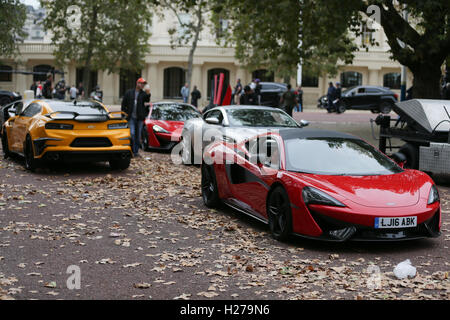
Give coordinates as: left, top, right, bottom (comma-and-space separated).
1, 99, 132, 171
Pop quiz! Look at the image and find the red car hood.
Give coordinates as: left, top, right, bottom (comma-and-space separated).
292, 170, 426, 208
149, 120, 185, 135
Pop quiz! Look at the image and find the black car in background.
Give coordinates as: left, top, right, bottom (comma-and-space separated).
0, 100, 24, 137
258, 82, 287, 107
318, 85, 398, 114
0, 90, 22, 106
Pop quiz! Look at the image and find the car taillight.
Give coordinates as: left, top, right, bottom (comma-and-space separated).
394, 94, 399, 100
45, 123, 73, 130
108, 122, 128, 129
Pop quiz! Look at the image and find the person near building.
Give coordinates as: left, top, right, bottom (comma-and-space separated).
191, 85, 201, 108
181, 83, 189, 103
295, 85, 303, 112
30, 82, 37, 98
233, 79, 243, 105
240, 85, 258, 105
42, 73, 53, 99
55, 78, 67, 100
77, 82, 85, 99
90, 85, 103, 102
326, 82, 337, 113
254, 79, 262, 105
69, 84, 78, 100
280, 84, 297, 117
121, 78, 150, 157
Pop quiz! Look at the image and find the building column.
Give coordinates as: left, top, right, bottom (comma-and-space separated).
102, 71, 115, 105
146, 63, 159, 101
368, 68, 381, 86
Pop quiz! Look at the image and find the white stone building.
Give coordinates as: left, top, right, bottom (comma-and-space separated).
0, 7, 413, 107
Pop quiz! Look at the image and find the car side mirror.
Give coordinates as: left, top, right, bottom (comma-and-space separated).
205, 117, 220, 125
391, 152, 407, 167
299, 119, 309, 127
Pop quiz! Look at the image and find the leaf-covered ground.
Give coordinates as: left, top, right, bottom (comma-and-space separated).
0, 151, 449, 300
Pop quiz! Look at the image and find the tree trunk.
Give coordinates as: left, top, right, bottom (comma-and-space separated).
82, 4, 99, 99
186, 7, 203, 94
411, 63, 442, 99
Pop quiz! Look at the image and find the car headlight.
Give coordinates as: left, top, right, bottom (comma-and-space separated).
45, 123, 73, 130
153, 125, 169, 133
428, 185, 440, 205
302, 186, 345, 207
108, 122, 128, 129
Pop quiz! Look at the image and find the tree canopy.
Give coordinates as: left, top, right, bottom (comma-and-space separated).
0, 0, 27, 58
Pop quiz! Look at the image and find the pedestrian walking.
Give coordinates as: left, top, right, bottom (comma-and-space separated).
240, 85, 258, 105
295, 86, 303, 112
90, 85, 103, 102
55, 78, 66, 100
69, 84, 77, 100
326, 82, 337, 113
36, 81, 43, 98
42, 73, 53, 99
30, 82, 37, 98
77, 82, 85, 99
280, 84, 297, 117
191, 85, 201, 108
181, 83, 189, 103
233, 79, 243, 105
121, 77, 151, 157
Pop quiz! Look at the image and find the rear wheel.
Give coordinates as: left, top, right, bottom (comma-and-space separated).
1, 130, 11, 159
24, 136, 38, 172
201, 163, 220, 208
399, 143, 419, 169
267, 186, 293, 241
337, 103, 346, 114
109, 157, 131, 170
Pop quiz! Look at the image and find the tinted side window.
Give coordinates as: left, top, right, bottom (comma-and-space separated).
357, 88, 366, 94
22, 103, 41, 117
366, 88, 381, 94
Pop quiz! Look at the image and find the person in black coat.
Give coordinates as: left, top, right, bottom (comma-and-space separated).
121, 77, 151, 156
191, 85, 201, 108
240, 85, 258, 105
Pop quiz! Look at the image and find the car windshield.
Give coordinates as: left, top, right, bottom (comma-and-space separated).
151, 104, 201, 121
226, 109, 299, 127
49, 101, 107, 115
285, 137, 403, 176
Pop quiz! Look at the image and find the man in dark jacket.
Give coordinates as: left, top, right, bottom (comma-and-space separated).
191, 85, 201, 108
121, 77, 151, 157
281, 84, 297, 117
43, 73, 53, 99
326, 82, 337, 113
240, 85, 258, 105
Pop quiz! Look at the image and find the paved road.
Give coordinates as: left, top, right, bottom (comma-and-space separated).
0, 112, 449, 300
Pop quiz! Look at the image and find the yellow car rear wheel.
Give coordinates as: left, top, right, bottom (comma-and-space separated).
24, 136, 39, 172
109, 157, 131, 171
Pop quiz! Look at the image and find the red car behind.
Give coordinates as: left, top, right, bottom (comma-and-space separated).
142, 102, 201, 150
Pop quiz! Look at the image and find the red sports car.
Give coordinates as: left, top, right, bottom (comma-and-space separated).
201, 128, 441, 241
142, 102, 201, 150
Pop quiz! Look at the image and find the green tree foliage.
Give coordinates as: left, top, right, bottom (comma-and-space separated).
213, 0, 450, 98
0, 0, 27, 58
41, 0, 153, 95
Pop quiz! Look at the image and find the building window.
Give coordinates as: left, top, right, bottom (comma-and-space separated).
0, 65, 12, 82
207, 68, 230, 99
76, 68, 98, 96
119, 69, 141, 98
33, 64, 53, 82
340, 71, 363, 88
164, 67, 186, 99
302, 71, 318, 87
216, 19, 229, 39
361, 25, 373, 46
383, 72, 401, 90
252, 69, 274, 82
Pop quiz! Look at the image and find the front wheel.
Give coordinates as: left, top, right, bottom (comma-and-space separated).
109, 157, 131, 170
141, 127, 149, 151
1, 130, 11, 159
201, 163, 220, 208
267, 186, 293, 241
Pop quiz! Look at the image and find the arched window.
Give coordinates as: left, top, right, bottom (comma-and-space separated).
76, 68, 98, 96
33, 64, 53, 82
164, 67, 186, 99
207, 68, 230, 99
252, 69, 274, 82
340, 71, 362, 88
0, 65, 12, 82
120, 69, 141, 98
383, 72, 401, 89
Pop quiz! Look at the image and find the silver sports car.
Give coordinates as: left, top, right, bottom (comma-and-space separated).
179, 105, 308, 165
